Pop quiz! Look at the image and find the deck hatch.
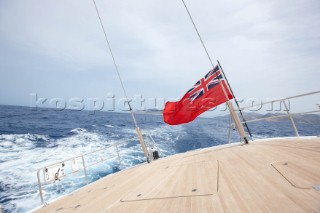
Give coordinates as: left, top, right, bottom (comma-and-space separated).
121, 161, 218, 201
272, 161, 320, 189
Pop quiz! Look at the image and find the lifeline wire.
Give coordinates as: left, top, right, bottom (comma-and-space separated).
92, 0, 139, 127
181, 0, 215, 68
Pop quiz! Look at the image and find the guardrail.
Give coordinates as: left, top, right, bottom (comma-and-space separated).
36, 141, 125, 205
36, 134, 160, 206
235, 91, 320, 139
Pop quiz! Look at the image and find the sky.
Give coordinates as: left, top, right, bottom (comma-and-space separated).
0, 0, 319, 115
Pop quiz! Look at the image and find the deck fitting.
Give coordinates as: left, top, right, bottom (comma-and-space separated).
313, 185, 320, 191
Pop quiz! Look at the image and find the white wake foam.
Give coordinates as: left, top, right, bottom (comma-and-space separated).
0, 124, 184, 213
104, 124, 114, 128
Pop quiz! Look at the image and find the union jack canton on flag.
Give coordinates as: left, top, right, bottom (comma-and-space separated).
188, 65, 223, 102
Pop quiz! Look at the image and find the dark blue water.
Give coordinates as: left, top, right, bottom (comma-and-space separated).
0, 105, 319, 212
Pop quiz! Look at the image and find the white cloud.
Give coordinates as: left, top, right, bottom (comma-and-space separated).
0, 0, 319, 110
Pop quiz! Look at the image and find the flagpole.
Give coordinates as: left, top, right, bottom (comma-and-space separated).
217, 60, 253, 141
181, 0, 249, 144
215, 72, 248, 144
215, 63, 249, 144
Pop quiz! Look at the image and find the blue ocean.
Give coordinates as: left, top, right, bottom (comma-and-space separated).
0, 105, 319, 212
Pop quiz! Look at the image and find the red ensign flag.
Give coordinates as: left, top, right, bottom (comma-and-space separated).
163, 65, 233, 125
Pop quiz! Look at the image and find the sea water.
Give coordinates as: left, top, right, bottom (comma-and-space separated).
0, 105, 319, 212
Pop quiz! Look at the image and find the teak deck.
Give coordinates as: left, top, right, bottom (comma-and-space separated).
34, 137, 320, 212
